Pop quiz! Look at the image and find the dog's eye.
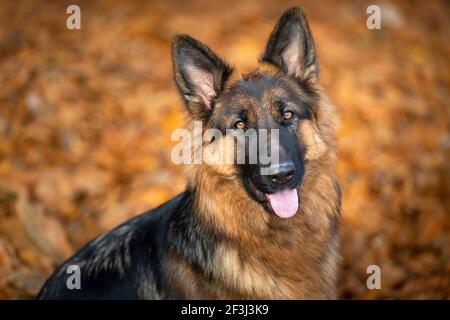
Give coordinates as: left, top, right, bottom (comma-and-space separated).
234, 120, 246, 129
283, 110, 294, 121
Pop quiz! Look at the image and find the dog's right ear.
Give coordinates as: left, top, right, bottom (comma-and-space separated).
172, 35, 233, 119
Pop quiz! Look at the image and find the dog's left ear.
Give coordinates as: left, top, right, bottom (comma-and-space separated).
261, 7, 318, 81
172, 34, 233, 118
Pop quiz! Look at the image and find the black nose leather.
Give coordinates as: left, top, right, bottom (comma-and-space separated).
268, 162, 295, 186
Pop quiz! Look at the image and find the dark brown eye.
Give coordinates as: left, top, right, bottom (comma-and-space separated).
283, 110, 294, 121
234, 120, 246, 129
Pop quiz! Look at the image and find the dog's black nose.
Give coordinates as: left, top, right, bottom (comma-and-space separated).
267, 162, 295, 186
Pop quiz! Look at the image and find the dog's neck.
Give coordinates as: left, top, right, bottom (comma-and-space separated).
171, 163, 340, 298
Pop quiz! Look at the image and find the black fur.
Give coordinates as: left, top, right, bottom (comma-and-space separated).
37, 190, 219, 299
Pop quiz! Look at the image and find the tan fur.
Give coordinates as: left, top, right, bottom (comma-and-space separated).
179, 72, 341, 298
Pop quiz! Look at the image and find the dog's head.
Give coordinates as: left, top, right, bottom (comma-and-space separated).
172, 7, 330, 219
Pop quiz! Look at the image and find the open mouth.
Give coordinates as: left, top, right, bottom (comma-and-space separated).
247, 179, 299, 219
266, 188, 299, 219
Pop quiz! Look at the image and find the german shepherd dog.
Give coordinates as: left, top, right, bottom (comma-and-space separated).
38, 7, 341, 299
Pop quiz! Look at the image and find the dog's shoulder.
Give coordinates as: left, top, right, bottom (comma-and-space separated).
37, 192, 186, 299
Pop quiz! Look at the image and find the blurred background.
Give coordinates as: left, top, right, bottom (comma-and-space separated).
0, 0, 448, 299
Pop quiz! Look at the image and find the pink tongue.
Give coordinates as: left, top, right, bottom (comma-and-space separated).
267, 189, 299, 219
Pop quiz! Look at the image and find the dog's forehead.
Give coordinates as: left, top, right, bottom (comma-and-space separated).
224, 70, 290, 105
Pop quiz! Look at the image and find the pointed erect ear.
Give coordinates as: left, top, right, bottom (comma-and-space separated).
172, 35, 233, 117
261, 7, 318, 81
